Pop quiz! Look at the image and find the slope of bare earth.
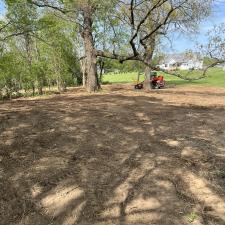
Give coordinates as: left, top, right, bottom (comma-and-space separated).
0, 84, 225, 225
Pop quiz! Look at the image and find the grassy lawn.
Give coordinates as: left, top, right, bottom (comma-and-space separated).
102, 68, 225, 87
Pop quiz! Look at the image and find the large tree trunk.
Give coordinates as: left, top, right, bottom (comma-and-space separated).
25, 33, 33, 66
32, 83, 35, 96
57, 75, 66, 92
98, 58, 105, 85
82, 6, 99, 92
38, 85, 43, 95
144, 66, 151, 89
143, 39, 156, 89
25, 33, 36, 95
80, 58, 87, 87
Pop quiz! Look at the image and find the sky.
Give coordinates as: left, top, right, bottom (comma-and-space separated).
0, 0, 225, 53
166, 1, 225, 53
0, 0, 5, 19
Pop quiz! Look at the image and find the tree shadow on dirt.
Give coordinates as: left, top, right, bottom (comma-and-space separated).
1, 92, 225, 225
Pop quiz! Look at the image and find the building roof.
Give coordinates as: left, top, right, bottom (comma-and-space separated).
161, 52, 203, 64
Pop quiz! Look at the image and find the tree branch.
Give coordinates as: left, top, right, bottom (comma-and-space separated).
29, 0, 75, 14
95, 49, 142, 63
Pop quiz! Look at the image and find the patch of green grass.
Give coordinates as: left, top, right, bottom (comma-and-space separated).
102, 68, 225, 88
186, 212, 198, 223
102, 72, 143, 84
216, 169, 225, 178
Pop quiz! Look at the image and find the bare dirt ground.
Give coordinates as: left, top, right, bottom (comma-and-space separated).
1, 84, 225, 225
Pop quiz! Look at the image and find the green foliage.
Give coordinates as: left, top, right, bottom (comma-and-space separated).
0, 3, 81, 99
186, 212, 198, 223
103, 59, 145, 73
216, 168, 225, 178
203, 57, 217, 66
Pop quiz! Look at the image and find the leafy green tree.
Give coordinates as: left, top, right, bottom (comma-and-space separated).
0, 1, 81, 98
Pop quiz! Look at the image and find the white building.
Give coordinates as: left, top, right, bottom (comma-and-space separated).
157, 53, 203, 71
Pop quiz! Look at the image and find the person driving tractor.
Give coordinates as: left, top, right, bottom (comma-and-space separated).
150, 73, 165, 89
134, 71, 165, 90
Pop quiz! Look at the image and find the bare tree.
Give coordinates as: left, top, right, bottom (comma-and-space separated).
170, 23, 225, 81
97, 0, 211, 61
200, 23, 225, 74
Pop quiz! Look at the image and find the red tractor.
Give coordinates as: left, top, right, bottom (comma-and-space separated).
150, 73, 165, 89
134, 71, 165, 90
